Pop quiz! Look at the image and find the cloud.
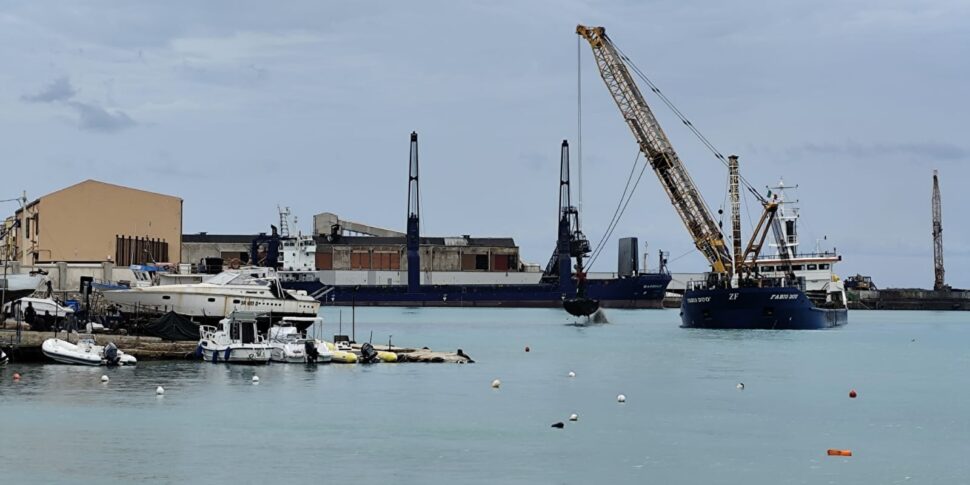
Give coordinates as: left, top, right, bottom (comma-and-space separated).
20, 76, 137, 132
66, 101, 137, 133
21, 76, 77, 103
790, 141, 968, 162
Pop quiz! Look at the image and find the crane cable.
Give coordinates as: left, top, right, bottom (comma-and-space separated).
610, 39, 766, 204
588, 150, 647, 268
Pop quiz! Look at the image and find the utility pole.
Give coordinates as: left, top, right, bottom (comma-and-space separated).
932, 170, 945, 291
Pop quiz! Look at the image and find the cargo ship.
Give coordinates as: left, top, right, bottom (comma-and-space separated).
261, 133, 671, 309
576, 24, 847, 329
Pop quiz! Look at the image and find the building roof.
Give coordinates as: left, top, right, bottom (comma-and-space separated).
15, 179, 181, 213
182, 233, 518, 248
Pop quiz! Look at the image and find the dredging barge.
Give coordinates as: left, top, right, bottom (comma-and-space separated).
576, 24, 847, 329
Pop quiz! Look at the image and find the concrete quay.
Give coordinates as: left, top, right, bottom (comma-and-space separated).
1, 330, 471, 364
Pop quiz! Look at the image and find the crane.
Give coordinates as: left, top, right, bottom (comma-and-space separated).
576, 25, 796, 288
932, 169, 945, 291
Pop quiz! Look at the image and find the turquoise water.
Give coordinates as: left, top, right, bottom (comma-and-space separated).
1, 308, 968, 484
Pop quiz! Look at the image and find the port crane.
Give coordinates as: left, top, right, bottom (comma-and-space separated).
932, 169, 946, 291
576, 25, 790, 287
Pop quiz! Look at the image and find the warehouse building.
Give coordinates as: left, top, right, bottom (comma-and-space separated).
4, 179, 182, 265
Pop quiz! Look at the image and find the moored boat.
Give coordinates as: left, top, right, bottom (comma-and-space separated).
198, 312, 271, 364
41, 337, 137, 366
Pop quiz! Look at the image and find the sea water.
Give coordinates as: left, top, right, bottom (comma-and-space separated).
1, 308, 968, 484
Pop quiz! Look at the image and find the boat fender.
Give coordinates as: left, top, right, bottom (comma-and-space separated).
193, 344, 203, 359
377, 351, 398, 363
212, 350, 218, 363
224, 348, 232, 362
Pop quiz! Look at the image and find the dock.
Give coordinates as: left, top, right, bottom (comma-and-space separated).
0, 330, 471, 364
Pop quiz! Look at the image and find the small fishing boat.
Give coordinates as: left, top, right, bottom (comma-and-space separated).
267, 321, 333, 363
41, 337, 137, 366
198, 312, 271, 364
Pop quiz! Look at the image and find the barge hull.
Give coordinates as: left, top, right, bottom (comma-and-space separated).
680, 286, 847, 330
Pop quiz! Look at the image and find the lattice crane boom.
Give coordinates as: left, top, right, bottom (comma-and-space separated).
932, 169, 945, 290
576, 25, 733, 277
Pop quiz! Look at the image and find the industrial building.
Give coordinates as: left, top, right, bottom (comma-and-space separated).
182, 212, 525, 275
3, 179, 182, 265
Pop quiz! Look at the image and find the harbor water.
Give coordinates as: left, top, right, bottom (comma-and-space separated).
1, 308, 968, 484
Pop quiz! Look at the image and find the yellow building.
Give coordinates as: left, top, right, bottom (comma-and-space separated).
10, 180, 182, 265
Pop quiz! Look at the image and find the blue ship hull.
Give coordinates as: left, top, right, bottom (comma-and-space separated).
283, 273, 671, 309
680, 286, 847, 329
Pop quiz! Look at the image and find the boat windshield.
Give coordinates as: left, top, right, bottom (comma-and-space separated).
207, 272, 242, 286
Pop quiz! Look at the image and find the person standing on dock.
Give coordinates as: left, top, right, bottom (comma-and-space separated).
24, 301, 36, 329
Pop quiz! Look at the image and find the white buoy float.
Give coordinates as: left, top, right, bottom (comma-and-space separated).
737, 382, 745, 390
617, 394, 626, 403
569, 413, 579, 421
491, 379, 501, 389
101, 375, 109, 383
252, 375, 260, 384
568, 371, 576, 378
156, 386, 165, 395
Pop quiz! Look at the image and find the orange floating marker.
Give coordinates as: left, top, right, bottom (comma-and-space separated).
827, 449, 852, 457
849, 389, 857, 398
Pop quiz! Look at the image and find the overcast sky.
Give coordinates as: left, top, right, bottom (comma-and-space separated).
2, 0, 967, 288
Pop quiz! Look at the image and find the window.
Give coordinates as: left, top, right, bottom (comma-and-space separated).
233, 299, 240, 304
762, 266, 774, 272
207, 298, 216, 302
820, 264, 830, 270
792, 265, 803, 271
807, 264, 817, 270
162, 295, 171, 300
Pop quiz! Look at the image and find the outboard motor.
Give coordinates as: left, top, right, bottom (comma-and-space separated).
103, 342, 121, 366
359, 342, 379, 364
304, 340, 319, 363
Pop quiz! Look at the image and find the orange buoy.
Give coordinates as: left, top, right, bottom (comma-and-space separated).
827, 449, 852, 457
849, 389, 858, 398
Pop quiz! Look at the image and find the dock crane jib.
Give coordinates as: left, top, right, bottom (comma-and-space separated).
576, 25, 734, 282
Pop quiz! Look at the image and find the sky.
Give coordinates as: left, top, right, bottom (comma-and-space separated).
1, 0, 967, 288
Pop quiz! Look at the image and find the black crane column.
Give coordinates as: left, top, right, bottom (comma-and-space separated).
406, 132, 421, 293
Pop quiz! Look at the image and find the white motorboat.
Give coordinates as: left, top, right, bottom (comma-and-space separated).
3, 297, 75, 319
0, 348, 8, 365
268, 318, 332, 363
102, 268, 319, 327
0, 272, 47, 302
198, 312, 271, 364
41, 337, 137, 366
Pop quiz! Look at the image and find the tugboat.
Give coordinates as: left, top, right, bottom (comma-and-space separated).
577, 24, 847, 329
